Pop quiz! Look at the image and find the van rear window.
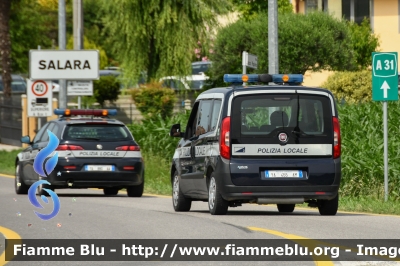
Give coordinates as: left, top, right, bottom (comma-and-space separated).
231, 94, 333, 142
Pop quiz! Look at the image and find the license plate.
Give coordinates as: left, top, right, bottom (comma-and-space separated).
265, 170, 303, 178
85, 165, 115, 171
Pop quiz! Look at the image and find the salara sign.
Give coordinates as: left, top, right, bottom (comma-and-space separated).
29, 50, 99, 80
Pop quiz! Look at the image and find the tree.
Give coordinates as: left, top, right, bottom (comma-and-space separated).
0, 0, 12, 98
231, 0, 293, 20
209, 12, 357, 87
10, 0, 51, 73
93, 76, 120, 107
100, 0, 232, 84
348, 18, 380, 69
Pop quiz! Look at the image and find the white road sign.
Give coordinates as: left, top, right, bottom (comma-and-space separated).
242, 51, 258, 69
29, 50, 99, 80
67, 81, 93, 96
27, 80, 53, 117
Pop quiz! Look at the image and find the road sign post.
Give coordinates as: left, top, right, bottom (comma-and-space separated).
372, 52, 398, 202
242, 51, 258, 86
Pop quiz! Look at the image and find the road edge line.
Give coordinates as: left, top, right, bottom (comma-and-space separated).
0, 226, 22, 266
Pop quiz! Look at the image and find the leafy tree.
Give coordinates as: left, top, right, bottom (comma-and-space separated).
209, 12, 357, 87
93, 76, 121, 107
100, 0, 232, 84
10, 0, 51, 73
67, 36, 109, 69
348, 18, 380, 69
0, 0, 13, 98
232, 0, 293, 20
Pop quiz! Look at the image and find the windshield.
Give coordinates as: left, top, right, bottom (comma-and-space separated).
0, 80, 27, 92
192, 63, 211, 75
63, 124, 132, 141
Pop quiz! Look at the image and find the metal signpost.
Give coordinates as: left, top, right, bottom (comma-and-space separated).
27, 80, 53, 118
372, 52, 398, 202
242, 51, 258, 85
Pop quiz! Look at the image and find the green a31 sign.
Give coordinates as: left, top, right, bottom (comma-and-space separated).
372, 52, 398, 101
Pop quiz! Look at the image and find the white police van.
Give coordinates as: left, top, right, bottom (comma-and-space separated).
170, 74, 341, 216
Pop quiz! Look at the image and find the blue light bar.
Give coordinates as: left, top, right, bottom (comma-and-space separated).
223, 74, 260, 83
272, 74, 303, 84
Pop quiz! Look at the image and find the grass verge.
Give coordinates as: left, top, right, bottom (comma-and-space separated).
143, 154, 171, 196
0, 150, 21, 176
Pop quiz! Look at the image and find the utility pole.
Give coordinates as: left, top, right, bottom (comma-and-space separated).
73, 0, 84, 108
268, 0, 279, 75
58, 0, 67, 109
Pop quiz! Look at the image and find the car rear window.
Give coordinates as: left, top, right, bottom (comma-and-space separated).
231, 93, 333, 144
63, 124, 132, 141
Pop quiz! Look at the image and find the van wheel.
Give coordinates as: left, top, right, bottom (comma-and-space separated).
208, 173, 228, 215
277, 204, 295, 213
104, 188, 119, 195
318, 194, 339, 215
172, 172, 191, 211
127, 182, 144, 197
15, 164, 29, 194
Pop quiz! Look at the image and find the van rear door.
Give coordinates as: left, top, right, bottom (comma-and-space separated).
229, 91, 337, 186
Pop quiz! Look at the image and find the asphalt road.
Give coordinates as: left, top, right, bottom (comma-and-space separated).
0, 174, 399, 266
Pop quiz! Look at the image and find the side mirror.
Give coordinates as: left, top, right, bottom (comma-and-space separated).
170, 124, 184, 138
20, 135, 31, 144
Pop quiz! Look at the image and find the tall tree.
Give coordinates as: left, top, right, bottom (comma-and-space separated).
232, 0, 293, 20
0, 0, 12, 98
100, 0, 232, 83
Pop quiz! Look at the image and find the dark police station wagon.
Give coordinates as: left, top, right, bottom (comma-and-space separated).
15, 109, 144, 197
169, 74, 341, 216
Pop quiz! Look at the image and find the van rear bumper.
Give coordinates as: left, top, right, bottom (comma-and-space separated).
220, 185, 339, 201
215, 157, 341, 202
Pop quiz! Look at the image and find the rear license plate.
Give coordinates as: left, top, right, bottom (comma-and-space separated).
85, 165, 115, 171
265, 170, 303, 178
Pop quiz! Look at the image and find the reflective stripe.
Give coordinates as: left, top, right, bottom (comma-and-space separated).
173, 143, 220, 159
232, 144, 332, 156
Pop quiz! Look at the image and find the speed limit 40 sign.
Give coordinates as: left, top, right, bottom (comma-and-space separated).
27, 80, 53, 117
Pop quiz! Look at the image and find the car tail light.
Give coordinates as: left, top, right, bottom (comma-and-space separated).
64, 166, 76, 170
123, 166, 135, 170
56, 145, 84, 150
116, 145, 140, 151
332, 117, 341, 159
220, 117, 231, 159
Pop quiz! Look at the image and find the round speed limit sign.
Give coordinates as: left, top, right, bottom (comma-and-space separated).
31, 80, 48, 97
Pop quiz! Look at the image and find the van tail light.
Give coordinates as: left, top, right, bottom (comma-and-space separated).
220, 117, 231, 159
116, 145, 140, 151
333, 117, 341, 159
56, 145, 84, 150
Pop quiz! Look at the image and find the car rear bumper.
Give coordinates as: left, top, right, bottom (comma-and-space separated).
45, 158, 144, 189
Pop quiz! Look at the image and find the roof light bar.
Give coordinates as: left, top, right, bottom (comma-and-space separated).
272, 74, 303, 84
223, 74, 303, 84
54, 109, 117, 116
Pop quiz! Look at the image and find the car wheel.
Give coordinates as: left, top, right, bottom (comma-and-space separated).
127, 182, 144, 197
208, 173, 228, 215
277, 204, 295, 213
15, 164, 29, 194
318, 193, 339, 216
172, 172, 191, 212
103, 188, 119, 195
